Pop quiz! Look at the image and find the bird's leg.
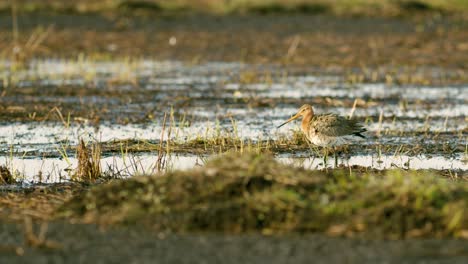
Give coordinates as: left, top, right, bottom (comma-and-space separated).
323, 147, 328, 165
333, 146, 338, 167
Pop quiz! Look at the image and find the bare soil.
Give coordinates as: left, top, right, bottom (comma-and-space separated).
1, 221, 468, 264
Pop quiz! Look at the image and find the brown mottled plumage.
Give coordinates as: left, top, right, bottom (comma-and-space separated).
277, 104, 366, 147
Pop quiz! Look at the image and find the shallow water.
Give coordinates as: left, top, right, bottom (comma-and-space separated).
1, 153, 466, 183
1, 60, 467, 182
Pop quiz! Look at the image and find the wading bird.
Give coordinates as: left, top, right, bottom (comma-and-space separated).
277, 104, 366, 165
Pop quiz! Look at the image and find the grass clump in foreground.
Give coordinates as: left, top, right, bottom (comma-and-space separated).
0, 165, 16, 184
59, 152, 468, 239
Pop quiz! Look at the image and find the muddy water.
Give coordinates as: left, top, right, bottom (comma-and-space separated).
0, 60, 467, 182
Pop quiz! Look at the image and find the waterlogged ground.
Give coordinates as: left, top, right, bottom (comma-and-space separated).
0, 12, 468, 263
0, 60, 467, 182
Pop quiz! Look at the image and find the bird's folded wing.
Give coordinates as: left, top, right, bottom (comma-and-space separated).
312, 114, 361, 137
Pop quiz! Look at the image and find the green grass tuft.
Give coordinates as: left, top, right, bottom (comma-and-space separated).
59, 152, 468, 238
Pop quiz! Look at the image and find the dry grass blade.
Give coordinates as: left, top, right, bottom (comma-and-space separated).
155, 112, 168, 172
286, 35, 301, 59
23, 217, 62, 250
25, 25, 54, 53
348, 98, 358, 119
52, 106, 69, 128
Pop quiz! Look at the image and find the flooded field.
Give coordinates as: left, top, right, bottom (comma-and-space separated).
1, 9, 468, 262
0, 60, 466, 182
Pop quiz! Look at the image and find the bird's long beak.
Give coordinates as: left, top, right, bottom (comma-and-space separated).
277, 113, 300, 128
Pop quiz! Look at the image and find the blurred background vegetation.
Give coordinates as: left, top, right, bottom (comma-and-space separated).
1, 0, 468, 17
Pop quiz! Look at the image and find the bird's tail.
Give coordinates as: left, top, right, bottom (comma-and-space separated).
353, 128, 367, 138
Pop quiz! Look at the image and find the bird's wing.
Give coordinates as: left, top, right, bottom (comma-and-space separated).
311, 114, 363, 137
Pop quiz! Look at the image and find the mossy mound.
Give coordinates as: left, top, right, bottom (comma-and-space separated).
59, 152, 468, 238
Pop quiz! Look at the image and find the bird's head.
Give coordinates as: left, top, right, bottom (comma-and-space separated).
277, 104, 314, 128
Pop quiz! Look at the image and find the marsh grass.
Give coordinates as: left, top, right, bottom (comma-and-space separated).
73, 139, 101, 182
97, 127, 464, 158
59, 151, 468, 238
0, 165, 15, 184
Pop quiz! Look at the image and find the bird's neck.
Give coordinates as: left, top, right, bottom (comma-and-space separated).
301, 111, 313, 133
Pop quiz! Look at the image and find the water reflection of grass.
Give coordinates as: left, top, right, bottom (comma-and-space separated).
57, 151, 468, 238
